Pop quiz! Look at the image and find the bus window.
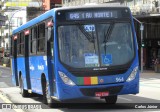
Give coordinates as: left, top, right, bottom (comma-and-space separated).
58, 25, 99, 68
30, 27, 37, 54
46, 18, 53, 56
38, 23, 45, 53
11, 35, 18, 57
47, 26, 54, 57
17, 32, 24, 56
98, 23, 134, 66
17, 34, 20, 55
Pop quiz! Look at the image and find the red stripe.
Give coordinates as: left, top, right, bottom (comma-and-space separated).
84, 77, 91, 85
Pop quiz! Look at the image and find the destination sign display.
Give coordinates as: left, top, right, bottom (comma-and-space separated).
56, 8, 130, 22
66, 11, 118, 20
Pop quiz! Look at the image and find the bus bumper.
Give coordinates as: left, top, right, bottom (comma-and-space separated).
57, 78, 139, 101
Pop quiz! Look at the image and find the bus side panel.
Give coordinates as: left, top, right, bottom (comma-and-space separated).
17, 57, 27, 90
11, 58, 16, 86
29, 56, 48, 94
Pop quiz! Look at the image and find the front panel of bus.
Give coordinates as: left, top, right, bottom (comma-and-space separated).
54, 7, 139, 100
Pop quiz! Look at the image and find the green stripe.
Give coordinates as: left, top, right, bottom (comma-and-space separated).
77, 77, 84, 85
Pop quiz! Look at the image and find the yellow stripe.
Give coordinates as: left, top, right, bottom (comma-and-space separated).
0, 93, 12, 103
91, 77, 98, 85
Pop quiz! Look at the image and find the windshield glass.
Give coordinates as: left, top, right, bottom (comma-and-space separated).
58, 22, 134, 68
98, 23, 134, 66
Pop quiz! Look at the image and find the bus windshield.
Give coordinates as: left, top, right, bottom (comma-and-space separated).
58, 22, 134, 68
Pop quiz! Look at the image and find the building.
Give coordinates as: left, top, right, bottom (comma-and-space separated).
62, 0, 132, 6
43, 0, 62, 11
127, 0, 160, 70
0, 0, 7, 48
0, 0, 43, 50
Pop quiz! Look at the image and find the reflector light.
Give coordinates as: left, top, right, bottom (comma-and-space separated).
13, 35, 17, 40
24, 30, 30, 35
47, 21, 53, 27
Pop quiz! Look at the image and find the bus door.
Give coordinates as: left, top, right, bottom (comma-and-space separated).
24, 30, 31, 90
13, 35, 19, 86
46, 20, 55, 95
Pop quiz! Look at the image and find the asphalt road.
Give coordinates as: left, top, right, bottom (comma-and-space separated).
0, 66, 160, 112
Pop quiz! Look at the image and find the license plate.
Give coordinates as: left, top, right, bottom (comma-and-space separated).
95, 92, 109, 97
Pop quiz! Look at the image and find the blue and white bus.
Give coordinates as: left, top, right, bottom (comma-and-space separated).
11, 5, 139, 107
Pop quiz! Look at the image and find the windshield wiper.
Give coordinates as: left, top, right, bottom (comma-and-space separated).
76, 22, 97, 53
103, 23, 114, 54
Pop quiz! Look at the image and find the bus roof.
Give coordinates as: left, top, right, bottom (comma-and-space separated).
12, 5, 129, 35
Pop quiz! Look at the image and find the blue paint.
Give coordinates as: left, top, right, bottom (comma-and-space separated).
17, 57, 27, 89
29, 56, 48, 94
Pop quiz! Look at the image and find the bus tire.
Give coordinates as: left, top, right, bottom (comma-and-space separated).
104, 95, 117, 104
42, 77, 57, 107
19, 76, 29, 97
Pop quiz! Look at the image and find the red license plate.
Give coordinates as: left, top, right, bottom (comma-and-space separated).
95, 92, 109, 97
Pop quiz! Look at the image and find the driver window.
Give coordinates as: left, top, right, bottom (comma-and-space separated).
47, 24, 54, 58
49, 27, 54, 57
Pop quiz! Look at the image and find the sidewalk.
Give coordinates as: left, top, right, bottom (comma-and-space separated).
140, 70, 160, 79
0, 65, 10, 70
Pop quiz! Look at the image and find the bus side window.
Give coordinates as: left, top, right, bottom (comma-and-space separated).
17, 32, 24, 56
30, 27, 37, 54
17, 34, 20, 55
38, 23, 45, 53
47, 26, 54, 57
46, 18, 54, 57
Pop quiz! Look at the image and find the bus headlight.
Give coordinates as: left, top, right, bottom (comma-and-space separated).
58, 71, 75, 86
126, 66, 139, 82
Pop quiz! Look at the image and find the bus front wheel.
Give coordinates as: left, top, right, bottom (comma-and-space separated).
104, 95, 117, 104
19, 76, 29, 97
42, 78, 57, 107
